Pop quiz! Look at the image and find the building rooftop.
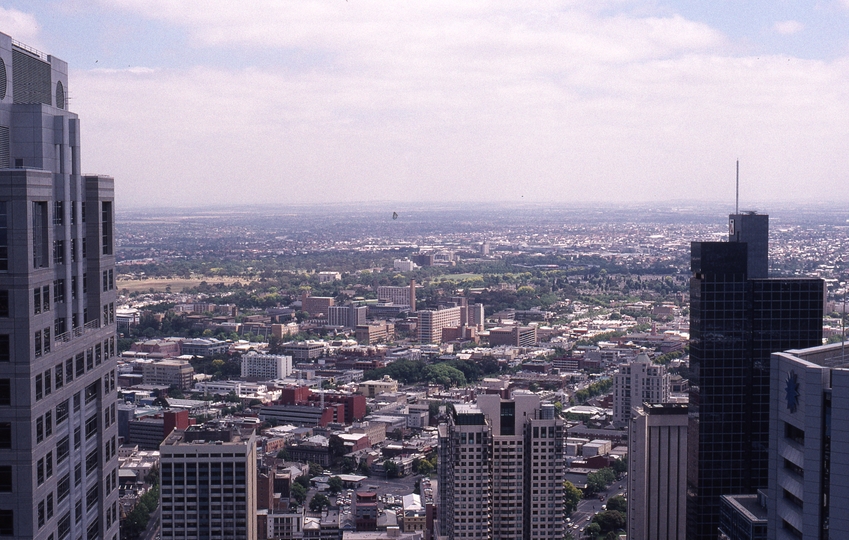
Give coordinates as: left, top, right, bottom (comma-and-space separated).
721, 494, 767, 523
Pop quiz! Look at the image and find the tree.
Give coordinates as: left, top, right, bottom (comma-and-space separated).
309, 493, 331, 512
585, 523, 601, 537
290, 482, 307, 505
422, 363, 467, 387
329, 435, 347, 461
328, 476, 343, 495
606, 495, 626, 514
611, 455, 627, 476
384, 460, 400, 478
308, 462, 324, 478
591, 510, 626, 534
295, 475, 310, 489
413, 457, 434, 476
341, 456, 357, 473
586, 467, 616, 494
276, 449, 290, 461
563, 481, 582, 515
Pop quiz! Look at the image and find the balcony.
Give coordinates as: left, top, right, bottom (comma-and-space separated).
54, 319, 102, 347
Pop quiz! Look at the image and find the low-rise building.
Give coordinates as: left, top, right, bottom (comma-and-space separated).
181, 337, 229, 357
359, 376, 399, 397
143, 359, 195, 390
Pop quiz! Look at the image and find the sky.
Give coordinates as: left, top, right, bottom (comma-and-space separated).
2, 0, 849, 209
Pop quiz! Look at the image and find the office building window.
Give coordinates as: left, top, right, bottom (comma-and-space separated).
0, 380, 8, 405
0, 466, 11, 492
102, 201, 112, 255
53, 201, 63, 226
52, 240, 64, 265
54, 364, 63, 389
0, 509, 12, 535
56, 436, 69, 464
33, 202, 48, 268
0, 291, 7, 317
54, 279, 64, 303
0, 423, 11, 448
0, 335, 8, 362
0, 201, 7, 271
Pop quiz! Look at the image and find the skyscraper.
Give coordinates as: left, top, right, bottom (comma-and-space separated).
436, 394, 565, 540
0, 33, 119, 540
687, 212, 823, 540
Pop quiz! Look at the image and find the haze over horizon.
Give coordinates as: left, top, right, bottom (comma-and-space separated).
4, 0, 849, 209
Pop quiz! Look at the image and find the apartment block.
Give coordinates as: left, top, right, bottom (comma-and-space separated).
437, 395, 565, 540
240, 352, 293, 380
417, 307, 462, 344
327, 305, 367, 328
612, 353, 670, 426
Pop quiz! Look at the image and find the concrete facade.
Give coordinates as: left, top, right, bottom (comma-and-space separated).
417, 307, 462, 344
613, 353, 670, 426
628, 403, 688, 540
437, 396, 565, 540
240, 351, 293, 380
767, 342, 849, 540
160, 425, 257, 540
0, 33, 120, 540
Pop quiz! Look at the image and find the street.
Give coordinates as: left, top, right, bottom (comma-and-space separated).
567, 482, 626, 538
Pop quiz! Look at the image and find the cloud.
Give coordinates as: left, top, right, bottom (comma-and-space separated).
60, 1, 849, 207
773, 20, 804, 35
0, 7, 41, 47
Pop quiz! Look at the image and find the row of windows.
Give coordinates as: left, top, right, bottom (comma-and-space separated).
33, 345, 116, 405
52, 201, 86, 227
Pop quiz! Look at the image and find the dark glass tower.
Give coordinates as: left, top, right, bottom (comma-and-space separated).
687, 213, 823, 540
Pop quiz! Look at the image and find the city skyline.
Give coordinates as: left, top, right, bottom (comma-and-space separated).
1, 1, 848, 208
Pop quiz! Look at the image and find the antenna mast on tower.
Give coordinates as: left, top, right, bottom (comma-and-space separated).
736, 160, 739, 215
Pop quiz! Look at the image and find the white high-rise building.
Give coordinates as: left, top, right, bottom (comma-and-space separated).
613, 352, 670, 426
393, 259, 416, 272
437, 395, 565, 540
628, 403, 688, 540
240, 351, 293, 380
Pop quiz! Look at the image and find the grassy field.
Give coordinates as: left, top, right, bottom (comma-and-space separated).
117, 277, 241, 293
440, 273, 485, 282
